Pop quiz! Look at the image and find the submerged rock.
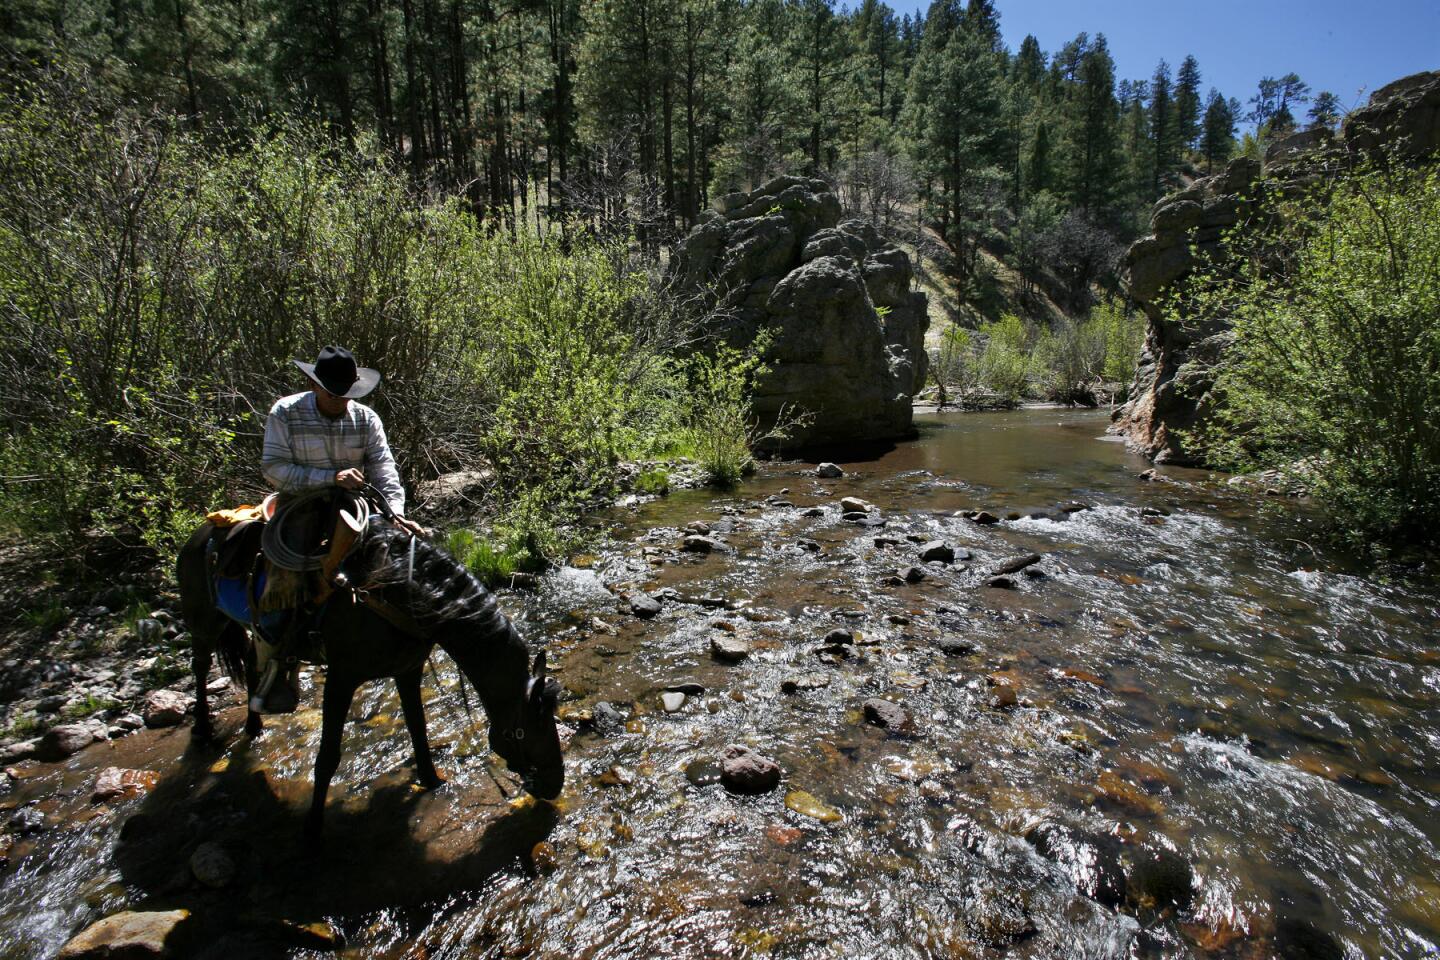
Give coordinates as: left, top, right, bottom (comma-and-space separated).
94, 767, 160, 803
58, 910, 190, 959
661, 692, 687, 713
919, 540, 955, 563
785, 790, 842, 823
781, 674, 832, 694
189, 841, 236, 889
1025, 821, 1127, 907
992, 554, 1042, 576
1127, 846, 1195, 911
711, 635, 752, 663
629, 592, 663, 619
862, 699, 918, 736
720, 745, 782, 794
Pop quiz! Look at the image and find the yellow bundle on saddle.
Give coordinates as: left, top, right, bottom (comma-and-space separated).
206, 504, 266, 528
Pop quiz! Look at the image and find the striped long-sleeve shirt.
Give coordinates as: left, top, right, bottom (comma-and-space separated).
261, 392, 406, 516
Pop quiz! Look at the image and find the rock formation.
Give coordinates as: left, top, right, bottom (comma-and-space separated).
1113, 70, 1440, 464
669, 175, 929, 448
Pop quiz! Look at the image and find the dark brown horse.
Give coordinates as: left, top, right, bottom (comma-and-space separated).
175, 521, 565, 839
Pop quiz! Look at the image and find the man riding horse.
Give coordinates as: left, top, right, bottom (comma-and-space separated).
176, 345, 565, 837
257, 345, 426, 710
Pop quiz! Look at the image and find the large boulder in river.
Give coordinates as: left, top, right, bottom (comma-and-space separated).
670, 175, 929, 448
1113, 70, 1440, 464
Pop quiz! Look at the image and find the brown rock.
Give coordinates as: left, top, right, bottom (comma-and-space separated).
37, 724, 99, 760
720, 745, 782, 794
143, 690, 193, 728
58, 910, 190, 959
93, 767, 160, 803
862, 699, 918, 736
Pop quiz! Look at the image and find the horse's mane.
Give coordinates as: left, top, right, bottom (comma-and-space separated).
349, 525, 508, 631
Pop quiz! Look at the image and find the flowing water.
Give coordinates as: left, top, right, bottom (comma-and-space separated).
3, 408, 1439, 959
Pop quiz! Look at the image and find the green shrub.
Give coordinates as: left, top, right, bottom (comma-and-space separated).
680, 334, 805, 487
1187, 161, 1440, 550
18, 600, 69, 634
977, 314, 1032, 402
0, 76, 693, 564
634, 469, 671, 496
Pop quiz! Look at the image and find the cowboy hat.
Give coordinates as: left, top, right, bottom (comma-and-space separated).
293, 345, 381, 399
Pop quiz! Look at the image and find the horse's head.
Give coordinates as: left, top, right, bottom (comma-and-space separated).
491, 651, 565, 800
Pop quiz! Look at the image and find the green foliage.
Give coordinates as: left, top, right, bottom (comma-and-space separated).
444, 490, 573, 587
976, 314, 1032, 402
634, 470, 671, 496
18, 599, 70, 634
1187, 162, 1440, 549
1086, 298, 1147, 385
2, 713, 40, 740
682, 341, 770, 488
0, 78, 693, 561
62, 694, 119, 720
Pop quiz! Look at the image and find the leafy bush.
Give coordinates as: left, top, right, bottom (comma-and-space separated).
634, 469, 671, 496
1187, 161, 1440, 549
0, 75, 697, 564
977, 314, 1032, 402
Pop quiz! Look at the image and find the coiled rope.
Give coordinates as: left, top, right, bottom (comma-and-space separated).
261, 486, 374, 571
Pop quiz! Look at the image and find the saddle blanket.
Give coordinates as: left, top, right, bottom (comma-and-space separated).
215, 572, 287, 641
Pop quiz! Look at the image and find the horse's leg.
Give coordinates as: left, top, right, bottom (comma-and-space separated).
190, 632, 216, 742
396, 668, 443, 789
305, 671, 358, 844
243, 637, 264, 739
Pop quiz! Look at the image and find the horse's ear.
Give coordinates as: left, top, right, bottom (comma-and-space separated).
532, 651, 546, 678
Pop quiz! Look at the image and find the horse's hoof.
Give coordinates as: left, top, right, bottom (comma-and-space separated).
418, 769, 447, 791
190, 723, 215, 744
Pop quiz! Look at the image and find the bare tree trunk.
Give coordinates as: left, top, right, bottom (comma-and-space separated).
401, 0, 427, 180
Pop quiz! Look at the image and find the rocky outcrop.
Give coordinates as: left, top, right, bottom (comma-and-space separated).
1114, 71, 1440, 464
670, 175, 928, 448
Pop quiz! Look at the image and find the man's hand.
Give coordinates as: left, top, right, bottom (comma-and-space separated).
394, 516, 429, 538
335, 467, 366, 490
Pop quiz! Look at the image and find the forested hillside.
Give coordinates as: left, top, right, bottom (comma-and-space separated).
2, 0, 1328, 314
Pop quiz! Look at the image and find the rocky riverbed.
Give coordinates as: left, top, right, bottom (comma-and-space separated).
3, 409, 1439, 959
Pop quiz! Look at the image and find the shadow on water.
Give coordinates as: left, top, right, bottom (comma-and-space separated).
111, 708, 557, 955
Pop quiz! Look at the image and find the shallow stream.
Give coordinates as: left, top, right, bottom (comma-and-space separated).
3, 408, 1439, 959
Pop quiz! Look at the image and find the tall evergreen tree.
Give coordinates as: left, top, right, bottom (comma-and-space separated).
1149, 58, 1176, 198
1065, 33, 1120, 217
1175, 54, 1201, 152
1201, 88, 1236, 172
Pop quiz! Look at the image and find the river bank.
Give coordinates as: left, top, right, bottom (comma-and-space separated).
4, 408, 1439, 959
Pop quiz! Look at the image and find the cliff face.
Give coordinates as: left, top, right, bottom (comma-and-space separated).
670, 176, 928, 449
1112, 71, 1440, 464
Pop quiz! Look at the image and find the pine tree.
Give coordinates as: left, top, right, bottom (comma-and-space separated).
790, 0, 851, 174
1175, 54, 1201, 152
1149, 59, 1175, 198
1064, 33, 1120, 217
1013, 34, 1045, 90
1308, 90, 1340, 131
1201, 88, 1236, 172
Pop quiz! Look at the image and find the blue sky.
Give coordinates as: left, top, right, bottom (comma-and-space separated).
893, 0, 1439, 123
